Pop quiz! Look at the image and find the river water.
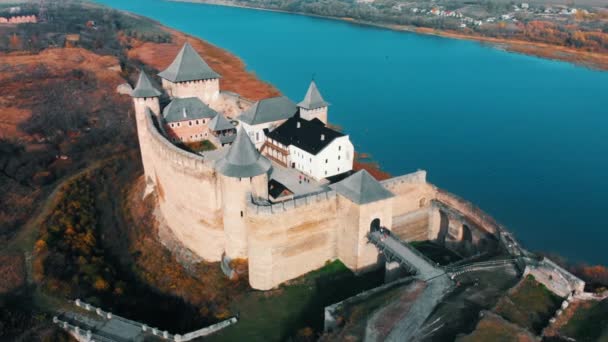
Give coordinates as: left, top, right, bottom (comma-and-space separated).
95, 0, 608, 265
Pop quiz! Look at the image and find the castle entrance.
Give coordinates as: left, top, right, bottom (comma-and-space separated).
370, 218, 381, 232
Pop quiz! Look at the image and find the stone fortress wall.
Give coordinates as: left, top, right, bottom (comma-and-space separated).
135, 99, 226, 262
135, 93, 455, 289
135, 95, 587, 292
130, 43, 584, 290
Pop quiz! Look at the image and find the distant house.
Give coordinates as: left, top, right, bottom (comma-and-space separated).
237, 96, 298, 148
263, 116, 353, 180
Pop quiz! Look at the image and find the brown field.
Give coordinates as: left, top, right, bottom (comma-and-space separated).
412, 27, 608, 71
0, 48, 125, 141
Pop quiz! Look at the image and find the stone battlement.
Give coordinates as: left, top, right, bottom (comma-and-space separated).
248, 188, 337, 215
144, 110, 212, 173
381, 170, 427, 189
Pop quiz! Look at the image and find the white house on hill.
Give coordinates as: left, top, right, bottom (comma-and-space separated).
264, 116, 353, 180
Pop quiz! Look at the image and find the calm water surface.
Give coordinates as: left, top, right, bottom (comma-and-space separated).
95, 0, 608, 265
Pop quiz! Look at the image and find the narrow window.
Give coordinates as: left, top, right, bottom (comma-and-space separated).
339, 146, 342, 151
240, 211, 243, 218
196, 120, 199, 125
256, 132, 260, 141
338, 156, 341, 160
325, 159, 328, 164
189, 121, 192, 126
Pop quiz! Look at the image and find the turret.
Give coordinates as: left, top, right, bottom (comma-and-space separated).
158, 42, 221, 105
131, 69, 162, 121
216, 128, 272, 259
297, 80, 329, 124
131, 70, 162, 185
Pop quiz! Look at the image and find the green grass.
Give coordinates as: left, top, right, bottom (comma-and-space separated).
207, 260, 384, 342
560, 299, 608, 342
179, 140, 217, 153
494, 275, 562, 334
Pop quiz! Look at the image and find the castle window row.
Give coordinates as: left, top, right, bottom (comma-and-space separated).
169, 119, 208, 129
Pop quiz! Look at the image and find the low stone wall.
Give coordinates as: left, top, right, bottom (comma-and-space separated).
380, 170, 427, 189
56, 300, 238, 342
524, 258, 586, 297
247, 189, 337, 215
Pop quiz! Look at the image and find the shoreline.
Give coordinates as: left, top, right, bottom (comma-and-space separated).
171, 0, 608, 71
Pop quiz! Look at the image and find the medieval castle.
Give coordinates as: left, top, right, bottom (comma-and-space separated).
129, 43, 584, 293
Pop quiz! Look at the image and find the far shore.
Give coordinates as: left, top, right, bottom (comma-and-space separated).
171, 0, 608, 71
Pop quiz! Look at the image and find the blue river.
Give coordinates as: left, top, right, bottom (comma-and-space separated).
95, 0, 608, 265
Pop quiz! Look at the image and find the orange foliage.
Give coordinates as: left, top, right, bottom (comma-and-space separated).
574, 265, 608, 287
93, 277, 110, 291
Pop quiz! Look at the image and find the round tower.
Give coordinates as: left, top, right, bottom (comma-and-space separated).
131, 70, 162, 182
215, 128, 271, 259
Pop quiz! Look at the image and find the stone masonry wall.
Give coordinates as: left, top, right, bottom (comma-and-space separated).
162, 78, 220, 105
138, 106, 225, 262
247, 192, 339, 290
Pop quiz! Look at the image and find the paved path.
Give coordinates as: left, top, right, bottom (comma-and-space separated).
367, 231, 454, 341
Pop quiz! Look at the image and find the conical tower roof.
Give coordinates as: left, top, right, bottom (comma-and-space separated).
332, 170, 394, 205
158, 42, 220, 83
297, 80, 329, 110
215, 127, 272, 178
131, 70, 162, 98
209, 113, 235, 131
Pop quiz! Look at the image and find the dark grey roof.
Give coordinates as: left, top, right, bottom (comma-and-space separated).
158, 42, 220, 83
215, 128, 272, 178
209, 113, 235, 131
162, 97, 218, 123
331, 170, 394, 205
237, 96, 298, 126
131, 70, 162, 98
297, 80, 329, 110
266, 116, 344, 155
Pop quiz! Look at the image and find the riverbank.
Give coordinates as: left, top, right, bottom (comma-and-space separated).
172, 0, 608, 71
